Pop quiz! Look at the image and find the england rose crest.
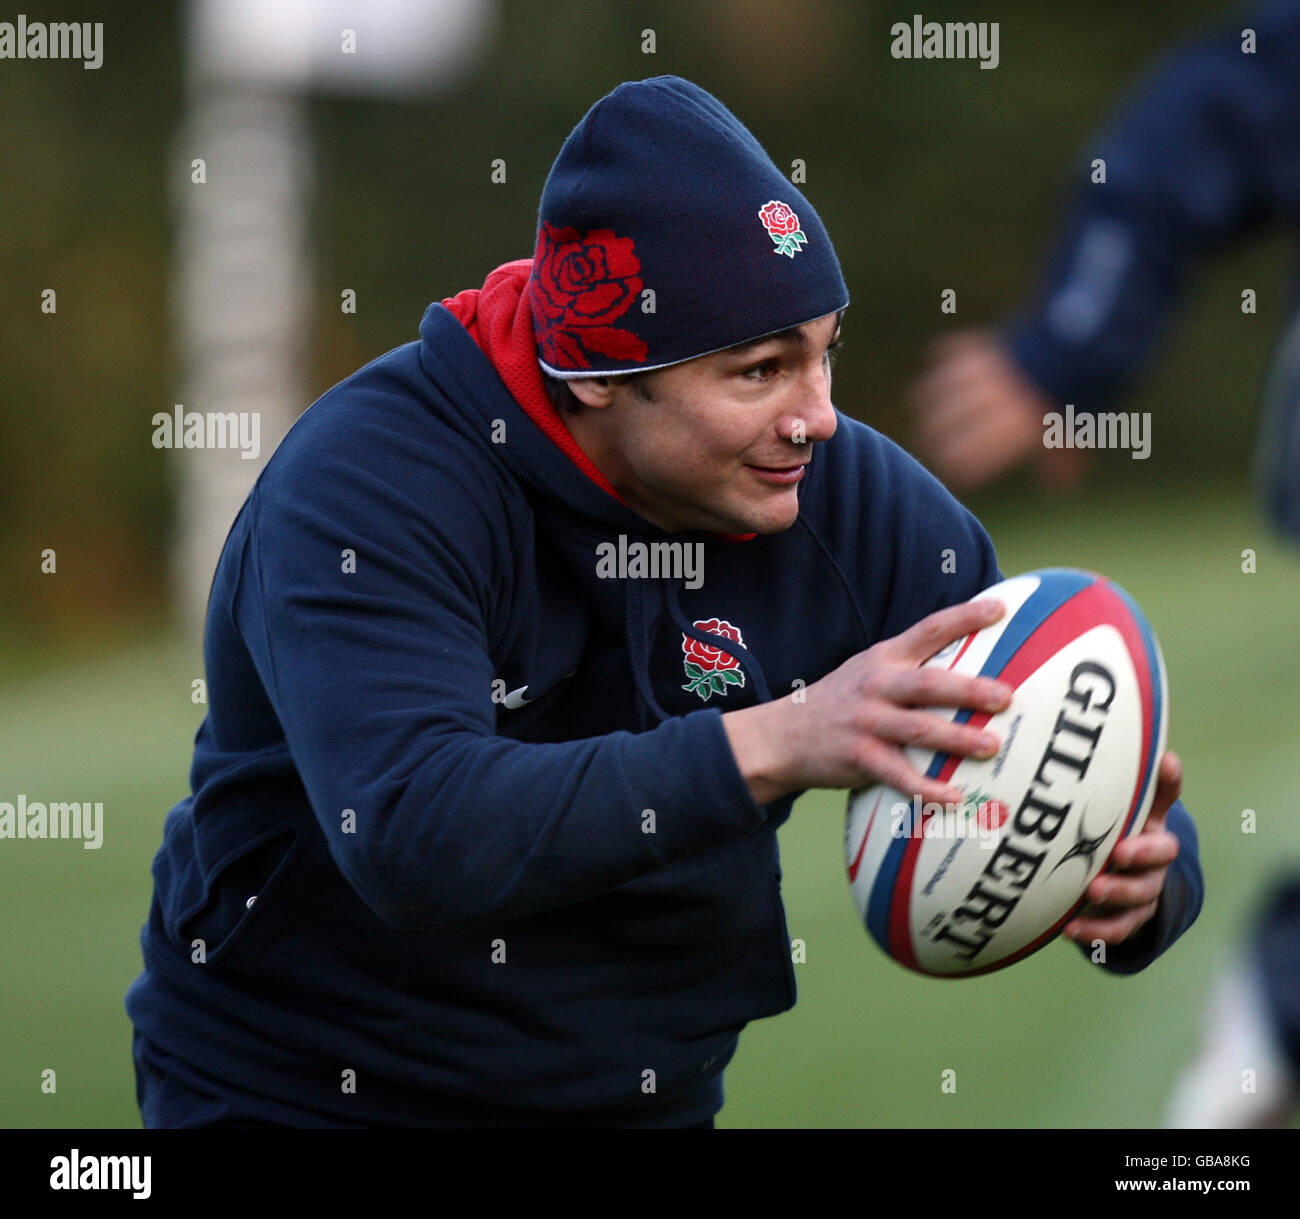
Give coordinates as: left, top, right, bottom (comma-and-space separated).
757, 201, 808, 258
529, 221, 649, 370
682, 618, 746, 702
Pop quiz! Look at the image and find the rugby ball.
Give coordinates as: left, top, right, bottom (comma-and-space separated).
844, 568, 1167, 977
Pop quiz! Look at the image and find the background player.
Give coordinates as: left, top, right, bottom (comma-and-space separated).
908, 0, 1300, 1127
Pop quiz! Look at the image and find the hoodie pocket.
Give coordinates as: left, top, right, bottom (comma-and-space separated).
175, 825, 303, 969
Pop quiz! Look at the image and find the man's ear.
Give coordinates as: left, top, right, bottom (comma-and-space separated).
566, 377, 615, 409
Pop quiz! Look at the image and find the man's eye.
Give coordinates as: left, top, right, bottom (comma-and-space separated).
744, 359, 780, 381
824, 339, 843, 368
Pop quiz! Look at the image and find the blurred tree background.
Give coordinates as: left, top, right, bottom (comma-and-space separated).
0, 0, 1281, 660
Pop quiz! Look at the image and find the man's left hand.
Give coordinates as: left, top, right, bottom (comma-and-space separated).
1063, 751, 1183, 946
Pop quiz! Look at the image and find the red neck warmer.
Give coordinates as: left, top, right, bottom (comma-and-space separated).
440, 260, 625, 502
441, 260, 754, 542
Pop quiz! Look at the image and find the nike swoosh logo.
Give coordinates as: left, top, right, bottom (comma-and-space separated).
502, 685, 534, 710
501, 671, 577, 711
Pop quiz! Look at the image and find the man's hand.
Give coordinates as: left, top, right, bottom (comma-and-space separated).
1063, 750, 1183, 946
722, 598, 1013, 807
908, 330, 1091, 492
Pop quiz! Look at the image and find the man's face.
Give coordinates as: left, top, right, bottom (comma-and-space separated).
565, 311, 842, 535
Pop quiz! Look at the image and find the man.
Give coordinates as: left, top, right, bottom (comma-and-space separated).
126, 75, 1201, 1129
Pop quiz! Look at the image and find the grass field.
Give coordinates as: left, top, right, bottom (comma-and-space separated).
3, 481, 1298, 1128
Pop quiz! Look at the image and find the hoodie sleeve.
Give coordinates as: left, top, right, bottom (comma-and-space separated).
1002, 1, 1300, 412
234, 392, 768, 932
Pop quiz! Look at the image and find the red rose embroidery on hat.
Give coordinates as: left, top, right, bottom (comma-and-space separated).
758, 201, 808, 258
530, 222, 649, 370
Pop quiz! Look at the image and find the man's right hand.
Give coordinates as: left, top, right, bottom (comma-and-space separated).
722, 598, 1013, 807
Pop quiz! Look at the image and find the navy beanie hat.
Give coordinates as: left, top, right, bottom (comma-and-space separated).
530, 76, 849, 378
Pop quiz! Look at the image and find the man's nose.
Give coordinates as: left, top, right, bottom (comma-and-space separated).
786, 368, 838, 445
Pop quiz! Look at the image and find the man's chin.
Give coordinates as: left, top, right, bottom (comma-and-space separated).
722, 496, 801, 536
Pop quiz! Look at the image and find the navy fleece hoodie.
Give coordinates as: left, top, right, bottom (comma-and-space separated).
126, 262, 1202, 1127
